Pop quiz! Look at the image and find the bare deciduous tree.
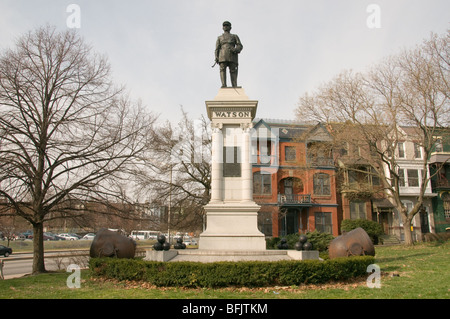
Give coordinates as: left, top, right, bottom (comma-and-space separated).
296, 31, 449, 245
0, 26, 156, 273
135, 108, 211, 234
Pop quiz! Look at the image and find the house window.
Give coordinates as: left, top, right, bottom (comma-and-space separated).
407, 169, 419, 187
340, 142, 349, 156
442, 193, 450, 219
348, 166, 368, 185
315, 212, 332, 234
284, 178, 293, 195
253, 171, 272, 195
307, 142, 333, 166
398, 169, 405, 187
313, 173, 330, 195
414, 143, 422, 159
258, 140, 272, 164
434, 137, 443, 152
370, 167, 380, 186
350, 201, 366, 219
398, 142, 405, 158
285, 146, 296, 161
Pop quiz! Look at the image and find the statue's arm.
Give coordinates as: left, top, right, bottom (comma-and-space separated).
234, 35, 243, 53
215, 37, 221, 62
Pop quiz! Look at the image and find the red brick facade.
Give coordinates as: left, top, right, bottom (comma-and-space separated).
252, 120, 339, 237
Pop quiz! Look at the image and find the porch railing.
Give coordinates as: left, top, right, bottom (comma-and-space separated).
277, 193, 312, 205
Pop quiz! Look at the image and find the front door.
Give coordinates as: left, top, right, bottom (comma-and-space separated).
299, 208, 308, 233
284, 178, 293, 202
379, 212, 390, 234
280, 208, 298, 236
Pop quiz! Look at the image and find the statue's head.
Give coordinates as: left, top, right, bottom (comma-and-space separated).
222, 21, 231, 31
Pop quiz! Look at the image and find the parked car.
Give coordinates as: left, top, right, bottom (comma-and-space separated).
22, 230, 33, 239
0, 245, 12, 257
58, 233, 79, 240
54, 234, 66, 240
43, 233, 56, 241
16, 233, 27, 240
184, 239, 198, 246
81, 233, 95, 240
69, 233, 82, 240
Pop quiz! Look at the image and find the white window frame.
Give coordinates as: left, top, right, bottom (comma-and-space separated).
398, 142, 405, 158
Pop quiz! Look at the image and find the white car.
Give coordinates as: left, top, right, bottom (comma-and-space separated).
58, 233, 79, 241
184, 239, 198, 246
81, 233, 95, 240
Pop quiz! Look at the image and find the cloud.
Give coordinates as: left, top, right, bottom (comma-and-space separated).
0, 0, 449, 123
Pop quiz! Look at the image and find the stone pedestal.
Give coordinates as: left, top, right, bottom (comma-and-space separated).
144, 249, 321, 262
199, 87, 266, 250
144, 250, 178, 262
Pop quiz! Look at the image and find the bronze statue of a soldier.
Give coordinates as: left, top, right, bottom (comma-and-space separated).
215, 21, 243, 88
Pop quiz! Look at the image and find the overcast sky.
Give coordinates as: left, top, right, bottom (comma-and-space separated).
0, 0, 449, 124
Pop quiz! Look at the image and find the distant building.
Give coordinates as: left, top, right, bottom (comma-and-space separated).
429, 128, 450, 234
388, 126, 436, 240
252, 119, 442, 242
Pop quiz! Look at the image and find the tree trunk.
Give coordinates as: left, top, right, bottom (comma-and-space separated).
32, 223, 46, 274
402, 218, 414, 245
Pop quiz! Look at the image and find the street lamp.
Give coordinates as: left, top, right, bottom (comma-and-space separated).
167, 165, 172, 245
167, 141, 183, 246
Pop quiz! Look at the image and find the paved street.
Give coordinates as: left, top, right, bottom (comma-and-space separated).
1, 251, 90, 279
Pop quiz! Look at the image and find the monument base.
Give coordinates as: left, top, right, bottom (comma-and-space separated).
144, 250, 178, 262
198, 201, 266, 251
144, 249, 321, 262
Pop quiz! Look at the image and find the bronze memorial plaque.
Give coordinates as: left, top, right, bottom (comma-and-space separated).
223, 146, 241, 177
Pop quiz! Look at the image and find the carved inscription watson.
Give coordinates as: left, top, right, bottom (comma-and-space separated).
213, 111, 251, 118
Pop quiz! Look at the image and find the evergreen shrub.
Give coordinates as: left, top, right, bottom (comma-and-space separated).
266, 231, 334, 253
340, 219, 384, 244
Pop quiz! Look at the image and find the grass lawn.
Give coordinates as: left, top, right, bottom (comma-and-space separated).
0, 241, 448, 299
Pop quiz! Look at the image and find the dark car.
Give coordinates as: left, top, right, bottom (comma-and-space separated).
0, 245, 12, 257
43, 233, 56, 241
22, 230, 33, 239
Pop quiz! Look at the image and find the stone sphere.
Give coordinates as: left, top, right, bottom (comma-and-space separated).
153, 242, 163, 251
299, 235, 308, 244
176, 237, 183, 243
294, 241, 303, 251
303, 242, 313, 251
162, 242, 170, 251
157, 234, 166, 244
277, 238, 289, 249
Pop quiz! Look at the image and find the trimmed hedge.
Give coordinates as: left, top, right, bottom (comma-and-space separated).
89, 256, 375, 288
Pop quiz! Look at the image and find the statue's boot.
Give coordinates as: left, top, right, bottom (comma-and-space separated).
220, 70, 227, 88
230, 69, 238, 88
